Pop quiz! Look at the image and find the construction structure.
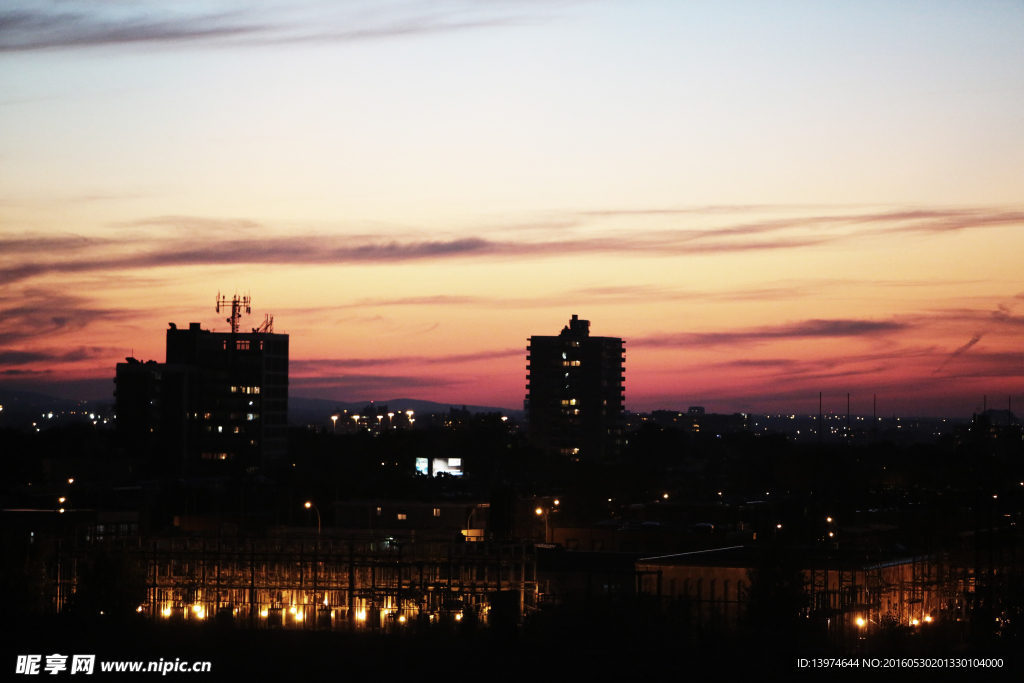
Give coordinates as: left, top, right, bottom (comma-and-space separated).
52, 532, 537, 629
114, 294, 288, 471
636, 546, 948, 642
525, 315, 625, 460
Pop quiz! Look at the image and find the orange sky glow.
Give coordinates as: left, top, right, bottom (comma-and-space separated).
1, 2, 1022, 416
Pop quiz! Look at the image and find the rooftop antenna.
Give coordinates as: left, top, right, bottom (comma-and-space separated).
253, 313, 274, 334
216, 291, 251, 334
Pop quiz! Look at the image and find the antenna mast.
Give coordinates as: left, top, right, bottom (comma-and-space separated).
215, 291, 251, 334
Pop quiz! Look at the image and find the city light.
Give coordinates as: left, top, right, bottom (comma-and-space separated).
162, 608, 171, 617
455, 613, 463, 621
305, 502, 311, 508
924, 615, 933, 623
856, 618, 866, 627
356, 611, 366, 621
553, 499, 560, 506
535, 508, 543, 515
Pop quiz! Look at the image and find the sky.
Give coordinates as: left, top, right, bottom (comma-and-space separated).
1, 0, 1022, 416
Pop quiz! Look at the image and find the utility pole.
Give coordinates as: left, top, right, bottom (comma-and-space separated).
873, 394, 877, 443
819, 392, 823, 444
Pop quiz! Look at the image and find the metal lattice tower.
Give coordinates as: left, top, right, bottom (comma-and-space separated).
216, 292, 251, 334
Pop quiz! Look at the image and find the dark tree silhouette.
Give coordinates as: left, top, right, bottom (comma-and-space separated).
66, 545, 147, 620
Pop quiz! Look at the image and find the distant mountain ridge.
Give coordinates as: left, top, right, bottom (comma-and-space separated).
289, 396, 524, 425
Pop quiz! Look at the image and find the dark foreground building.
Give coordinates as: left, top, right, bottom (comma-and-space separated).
114, 297, 288, 471
525, 315, 625, 459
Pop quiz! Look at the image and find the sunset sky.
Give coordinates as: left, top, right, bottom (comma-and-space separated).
1, 0, 1022, 416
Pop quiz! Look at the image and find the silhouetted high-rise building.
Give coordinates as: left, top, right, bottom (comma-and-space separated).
525, 315, 624, 459
115, 299, 287, 471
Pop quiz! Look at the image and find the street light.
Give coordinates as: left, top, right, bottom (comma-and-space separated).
331, 415, 338, 433
304, 502, 321, 535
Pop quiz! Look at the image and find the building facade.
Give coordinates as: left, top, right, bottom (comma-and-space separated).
525, 315, 625, 459
115, 320, 288, 470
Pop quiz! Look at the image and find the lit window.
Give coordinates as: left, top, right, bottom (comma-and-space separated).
376, 507, 382, 516
433, 508, 441, 517
448, 458, 461, 467
237, 340, 250, 350
230, 386, 238, 393
217, 426, 223, 433
397, 513, 407, 520
569, 399, 576, 406
247, 413, 256, 421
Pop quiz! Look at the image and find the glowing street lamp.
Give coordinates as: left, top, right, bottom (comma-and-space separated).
331, 415, 338, 433
305, 502, 321, 534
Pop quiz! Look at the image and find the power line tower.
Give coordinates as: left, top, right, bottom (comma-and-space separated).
216, 292, 251, 333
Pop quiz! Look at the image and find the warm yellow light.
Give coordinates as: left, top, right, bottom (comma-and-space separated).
776, 524, 782, 529
398, 616, 406, 623
59, 497, 65, 503
553, 499, 560, 506
924, 615, 932, 623
193, 604, 202, 612
295, 613, 303, 621
663, 494, 669, 499
356, 611, 366, 621
827, 517, 833, 523
388, 412, 394, 418
162, 608, 171, 617
289, 606, 297, 614
406, 410, 413, 417
455, 613, 463, 621
856, 617, 865, 627
911, 619, 919, 625
829, 532, 834, 537
136, 605, 143, 612
260, 610, 269, 617
196, 611, 205, 619
68, 478, 74, 484
305, 502, 311, 508
58, 508, 65, 513
535, 508, 543, 515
